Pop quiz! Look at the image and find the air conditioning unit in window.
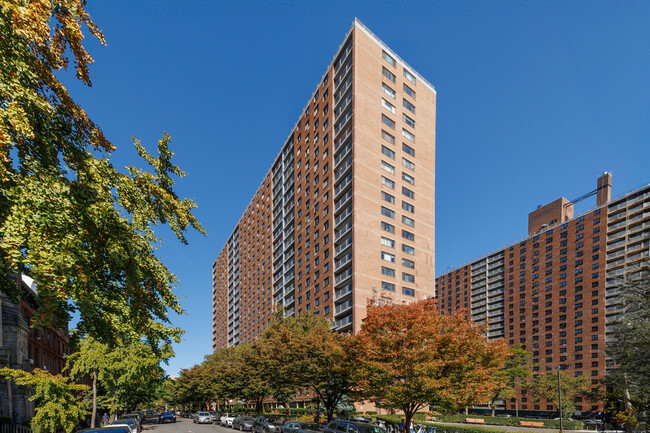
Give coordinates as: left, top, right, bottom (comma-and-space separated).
29, 358, 34, 364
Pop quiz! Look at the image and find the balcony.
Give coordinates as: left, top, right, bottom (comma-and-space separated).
334, 128, 352, 152
335, 251, 353, 271
335, 235, 353, 257
335, 188, 352, 212
335, 205, 352, 228
334, 172, 353, 199
335, 156, 353, 182
335, 282, 353, 301
334, 313, 353, 331
334, 107, 353, 138
335, 298, 353, 316
335, 267, 353, 286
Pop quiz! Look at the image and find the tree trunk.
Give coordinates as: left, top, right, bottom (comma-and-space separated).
491, 402, 496, 417
464, 407, 469, 415
91, 370, 98, 427
622, 374, 634, 433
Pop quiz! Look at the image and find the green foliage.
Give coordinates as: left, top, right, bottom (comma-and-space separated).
0, 0, 205, 351
487, 346, 531, 415
526, 371, 589, 417
606, 263, 650, 429
66, 337, 168, 415
260, 311, 357, 421
438, 415, 584, 430
1, 368, 89, 433
424, 423, 512, 433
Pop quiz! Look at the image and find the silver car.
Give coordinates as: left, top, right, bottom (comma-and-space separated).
194, 412, 212, 424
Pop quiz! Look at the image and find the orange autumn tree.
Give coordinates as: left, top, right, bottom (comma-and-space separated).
354, 298, 508, 428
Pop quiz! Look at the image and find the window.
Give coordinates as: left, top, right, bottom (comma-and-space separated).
381, 160, 395, 174
382, 99, 395, 114
382, 130, 395, 144
403, 84, 416, 99
382, 146, 395, 159
402, 215, 415, 227
382, 83, 396, 99
382, 50, 396, 66
402, 129, 415, 142
381, 191, 395, 204
381, 221, 395, 233
381, 237, 395, 248
382, 67, 396, 83
402, 186, 414, 198
381, 176, 395, 189
382, 281, 396, 291
403, 273, 415, 283
403, 69, 416, 84
402, 229, 414, 241
402, 201, 414, 213
402, 258, 415, 269
381, 266, 395, 277
381, 251, 395, 262
403, 114, 415, 128
402, 172, 415, 185
402, 244, 415, 255
403, 98, 415, 113
382, 114, 396, 129
402, 143, 415, 156
381, 207, 395, 219
402, 158, 415, 171
402, 287, 415, 296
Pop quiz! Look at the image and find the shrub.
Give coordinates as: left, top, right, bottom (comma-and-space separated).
432, 415, 583, 430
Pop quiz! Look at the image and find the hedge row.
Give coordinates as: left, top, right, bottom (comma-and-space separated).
424, 423, 510, 433
436, 415, 583, 430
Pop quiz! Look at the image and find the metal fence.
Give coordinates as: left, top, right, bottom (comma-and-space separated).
0, 420, 32, 433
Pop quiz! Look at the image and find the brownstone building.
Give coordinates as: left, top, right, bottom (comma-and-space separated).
212, 19, 437, 350
435, 174, 650, 416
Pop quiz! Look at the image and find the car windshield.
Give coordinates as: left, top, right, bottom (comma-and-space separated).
102, 428, 130, 433
198, 412, 209, 416
241, 417, 254, 421
300, 423, 320, 430
162, 412, 173, 416
114, 420, 135, 426
357, 426, 385, 433
266, 417, 279, 423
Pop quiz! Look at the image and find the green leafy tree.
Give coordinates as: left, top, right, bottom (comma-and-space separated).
526, 371, 589, 417
261, 312, 357, 422
66, 338, 169, 420
353, 299, 509, 431
1, 367, 89, 433
0, 0, 205, 351
65, 337, 108, 427
487, 345, 531, 416
229, 343, 271, 414
606, 262, 650, 432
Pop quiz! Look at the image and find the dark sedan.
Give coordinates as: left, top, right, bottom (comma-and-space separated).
282, 421, 322, 433
233, 416, 255, 431
159, 411, 177, 423
253, 416, 284, 433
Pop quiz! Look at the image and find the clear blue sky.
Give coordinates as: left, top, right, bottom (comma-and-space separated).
65, 1, 650, 376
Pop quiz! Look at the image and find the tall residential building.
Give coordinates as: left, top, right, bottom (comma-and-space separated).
212, 19, 436, 351
435, 174, 650, 416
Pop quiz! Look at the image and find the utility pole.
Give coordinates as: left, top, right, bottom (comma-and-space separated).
557, 368, 563, 433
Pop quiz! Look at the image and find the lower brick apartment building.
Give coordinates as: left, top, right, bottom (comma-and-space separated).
435, 173, 650, 416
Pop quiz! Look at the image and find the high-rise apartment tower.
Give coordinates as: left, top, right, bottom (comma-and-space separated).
212, 19, 437, 350
436, 174, 650, 416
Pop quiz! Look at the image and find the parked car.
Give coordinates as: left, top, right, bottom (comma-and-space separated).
122, 414, 142, 428
282, 421, 322, 433
324, 421, 385, 433
100, 426, 132, 433
233, 416, 256, 431
221, 413, 236, 427
159, 411, 177, 423
194, 412, 213, 424
112, 420, 139, 433
253, 415, 284, 433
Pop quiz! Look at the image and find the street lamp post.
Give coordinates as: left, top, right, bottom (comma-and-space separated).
557, 368, 563, 433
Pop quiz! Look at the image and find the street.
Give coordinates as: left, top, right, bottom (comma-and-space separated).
144, 418, 233, 433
